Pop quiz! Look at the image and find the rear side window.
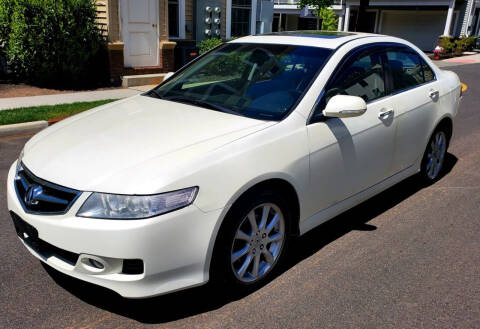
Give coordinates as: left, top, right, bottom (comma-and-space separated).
386, 51, 423, 91
323, 51, 386, 104
386, 50, 435, 92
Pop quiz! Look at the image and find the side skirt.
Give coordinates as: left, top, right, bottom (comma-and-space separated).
299, 164, 418, 235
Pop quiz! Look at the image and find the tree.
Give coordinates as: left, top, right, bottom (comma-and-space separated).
318, 8, 338, 31
298, 0, 335, 30
297, 0, 334, 13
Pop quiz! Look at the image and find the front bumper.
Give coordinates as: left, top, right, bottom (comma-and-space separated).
7, 161, 222, 298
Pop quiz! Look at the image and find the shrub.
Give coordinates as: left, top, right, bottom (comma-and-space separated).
438, 36, 455, 54
454, 39, 464, 52
0, 0, 109, 89
464, 36, 476, 51
199, 38, 223, 54
317, 8, 338, 31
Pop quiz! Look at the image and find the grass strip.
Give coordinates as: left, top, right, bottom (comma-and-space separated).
0, 99, 117, 126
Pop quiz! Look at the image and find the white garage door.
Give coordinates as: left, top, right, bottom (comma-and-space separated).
380, 11, 447, 51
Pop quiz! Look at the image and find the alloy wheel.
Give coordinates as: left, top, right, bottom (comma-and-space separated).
230, 203, 285, 283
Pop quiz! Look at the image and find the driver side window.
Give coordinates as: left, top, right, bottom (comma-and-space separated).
312, 51, 386, 121
325, 52, 386, 104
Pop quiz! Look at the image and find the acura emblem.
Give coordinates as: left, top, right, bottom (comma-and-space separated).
25, 185, 43, 206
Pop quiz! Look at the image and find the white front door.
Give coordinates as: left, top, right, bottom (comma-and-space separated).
121, 0, 159, 67
306, 48, 397, 216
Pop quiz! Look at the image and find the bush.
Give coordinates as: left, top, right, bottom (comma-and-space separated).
464, 36, 476, 51
454, 38, 465, 52
439, 36, 455, 54
199, 38, 223, 55
317, 8, 338, 31
0, 0, 109, 89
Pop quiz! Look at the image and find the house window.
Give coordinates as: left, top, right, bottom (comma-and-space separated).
231, 0, 251, 37
168, 0, 179, 38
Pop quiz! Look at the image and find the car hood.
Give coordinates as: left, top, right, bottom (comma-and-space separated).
22, 95, 273, 193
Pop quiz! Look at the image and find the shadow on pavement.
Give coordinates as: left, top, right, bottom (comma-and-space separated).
43, 153, 458, 324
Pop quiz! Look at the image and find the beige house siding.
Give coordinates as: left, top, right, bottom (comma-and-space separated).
96, 1, 109, 36
107, 0, 121, 42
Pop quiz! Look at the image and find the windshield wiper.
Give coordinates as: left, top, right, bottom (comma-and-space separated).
165, 96, 241, 116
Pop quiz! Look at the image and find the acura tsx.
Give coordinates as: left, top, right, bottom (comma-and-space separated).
7, 31, 461, 298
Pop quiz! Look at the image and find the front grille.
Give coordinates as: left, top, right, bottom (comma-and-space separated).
14, 163, 81, 215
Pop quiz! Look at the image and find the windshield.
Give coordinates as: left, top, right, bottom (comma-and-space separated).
149, 43, 332, 121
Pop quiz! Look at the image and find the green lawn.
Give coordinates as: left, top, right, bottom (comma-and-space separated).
0, 99, 117, 126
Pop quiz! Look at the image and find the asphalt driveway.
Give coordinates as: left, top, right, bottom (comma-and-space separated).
0, 64, 479, 329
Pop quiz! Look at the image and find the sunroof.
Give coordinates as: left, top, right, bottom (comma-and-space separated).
265, 31, 356, 39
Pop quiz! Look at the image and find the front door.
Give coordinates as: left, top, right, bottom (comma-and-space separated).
121, 0, 159, 67
306, 48, 397, 216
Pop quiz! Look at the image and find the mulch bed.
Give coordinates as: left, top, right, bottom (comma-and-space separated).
0, 83, 121, 99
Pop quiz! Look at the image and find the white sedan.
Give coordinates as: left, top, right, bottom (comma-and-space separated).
7, 32, 461, 298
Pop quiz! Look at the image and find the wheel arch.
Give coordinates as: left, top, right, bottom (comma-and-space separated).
435, 115, 453, 144
203, 175, 302, 281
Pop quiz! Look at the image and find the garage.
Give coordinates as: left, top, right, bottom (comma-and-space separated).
379, 10, 448, 51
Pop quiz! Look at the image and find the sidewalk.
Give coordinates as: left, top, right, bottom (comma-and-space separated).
0, 85, 155, 111
435, 52, 480, 68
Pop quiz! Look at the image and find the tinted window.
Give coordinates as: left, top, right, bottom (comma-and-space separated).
386, 51, 424, 91
150, 43, 332, 121
323, 51, 386, 104
422, 61, 435, 82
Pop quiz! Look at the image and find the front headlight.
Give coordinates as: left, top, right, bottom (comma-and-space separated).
76, 187, 198, 219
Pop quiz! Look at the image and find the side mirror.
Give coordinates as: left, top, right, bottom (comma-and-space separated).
322, 95, 367, 118
163, 72, 174, 82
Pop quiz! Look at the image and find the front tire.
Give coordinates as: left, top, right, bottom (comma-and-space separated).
210, 190, 291, 291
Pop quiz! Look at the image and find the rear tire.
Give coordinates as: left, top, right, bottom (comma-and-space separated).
210, 189, 291, 292
419, 126, 449, 184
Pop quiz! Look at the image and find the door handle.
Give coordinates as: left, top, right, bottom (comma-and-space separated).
378, 108, 394, 119
429, 89, 439, 99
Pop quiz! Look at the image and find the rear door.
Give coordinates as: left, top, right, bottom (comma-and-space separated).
383, 47, 441, 172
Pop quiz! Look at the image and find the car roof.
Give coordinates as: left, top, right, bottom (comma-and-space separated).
229, 31, 386, 49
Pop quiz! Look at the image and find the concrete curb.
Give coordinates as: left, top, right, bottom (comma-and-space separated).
0, 121, 48, 137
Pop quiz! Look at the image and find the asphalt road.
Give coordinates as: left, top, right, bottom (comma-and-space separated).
1, 64, 479, 329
